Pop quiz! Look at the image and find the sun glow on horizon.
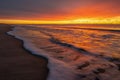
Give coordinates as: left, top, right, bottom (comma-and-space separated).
0, 17, 120, 24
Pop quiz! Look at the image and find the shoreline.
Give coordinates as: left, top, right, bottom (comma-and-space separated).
0, 24, 49, 80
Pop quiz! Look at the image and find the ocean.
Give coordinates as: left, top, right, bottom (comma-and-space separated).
8, 24, 120, 80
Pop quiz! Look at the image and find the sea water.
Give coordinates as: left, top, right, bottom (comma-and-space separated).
8, 24, 120, 80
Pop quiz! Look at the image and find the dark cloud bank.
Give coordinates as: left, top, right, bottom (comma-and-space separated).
0, 0, 119, 20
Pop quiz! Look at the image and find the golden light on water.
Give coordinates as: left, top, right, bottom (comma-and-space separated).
0, 16, 120, 24
72, 17, 120, 24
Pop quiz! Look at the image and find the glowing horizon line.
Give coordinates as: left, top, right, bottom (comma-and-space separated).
0, 17, 120, 24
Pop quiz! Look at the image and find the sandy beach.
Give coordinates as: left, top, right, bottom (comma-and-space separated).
0, 24, 48, 80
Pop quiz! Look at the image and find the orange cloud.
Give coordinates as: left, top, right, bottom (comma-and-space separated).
0, 0, 119, 20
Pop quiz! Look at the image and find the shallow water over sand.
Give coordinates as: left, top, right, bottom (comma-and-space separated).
8, 24, 120, 80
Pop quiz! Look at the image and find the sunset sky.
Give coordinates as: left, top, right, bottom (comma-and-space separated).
0, 0, 120, 24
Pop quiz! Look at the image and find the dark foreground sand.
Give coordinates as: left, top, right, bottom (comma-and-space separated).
0, 24, 48, 80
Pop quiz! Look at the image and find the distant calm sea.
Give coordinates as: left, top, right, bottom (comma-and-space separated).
8, 24, 120, 80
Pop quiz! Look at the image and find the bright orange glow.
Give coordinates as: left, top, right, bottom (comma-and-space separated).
0, 16, 120, 24
0, 0, 120, 24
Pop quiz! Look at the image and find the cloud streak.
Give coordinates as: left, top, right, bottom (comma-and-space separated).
0, 0, 120, 20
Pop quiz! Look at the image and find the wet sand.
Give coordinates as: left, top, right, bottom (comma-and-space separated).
0, 24, 48, 80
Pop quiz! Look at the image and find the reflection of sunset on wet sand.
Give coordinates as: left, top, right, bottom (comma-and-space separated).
8, 25, 120, 80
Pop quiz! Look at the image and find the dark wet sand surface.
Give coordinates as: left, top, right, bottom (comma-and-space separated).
0, 24, 48, 80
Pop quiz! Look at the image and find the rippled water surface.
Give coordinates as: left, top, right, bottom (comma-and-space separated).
8, 24, 120, 80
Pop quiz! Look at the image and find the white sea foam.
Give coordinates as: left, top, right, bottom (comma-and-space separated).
7, 26, 77, 80
7, 25, 120, 80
